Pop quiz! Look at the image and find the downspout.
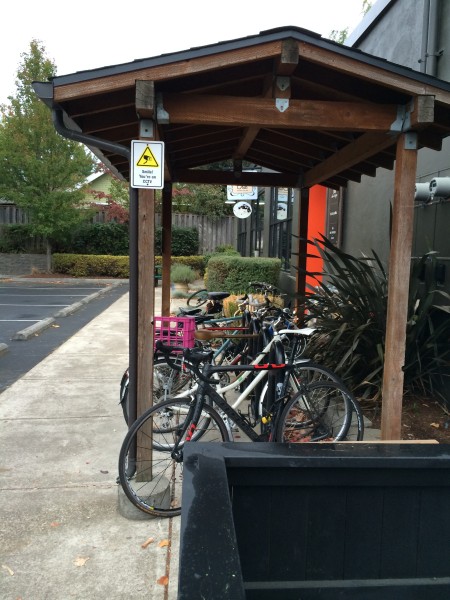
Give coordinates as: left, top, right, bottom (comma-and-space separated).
420, 0, 431, 73
426, 0, 440, 76
52, 108, 131, 160
421, 0, 440, 76
51, 107, 138, 428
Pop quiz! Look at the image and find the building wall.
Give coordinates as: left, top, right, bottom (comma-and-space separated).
84, 173, 113, 200
349, 0, 426, 69
343, 0, 450, 295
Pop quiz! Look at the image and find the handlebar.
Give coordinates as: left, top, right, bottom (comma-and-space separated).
248, 281, 277, 292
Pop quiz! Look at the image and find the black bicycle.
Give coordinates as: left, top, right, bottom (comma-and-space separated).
118, 337, 355, 517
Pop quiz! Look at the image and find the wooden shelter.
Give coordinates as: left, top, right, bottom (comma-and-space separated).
34, 26, 450, 439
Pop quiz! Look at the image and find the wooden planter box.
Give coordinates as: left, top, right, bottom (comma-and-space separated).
178, 442, 450, 600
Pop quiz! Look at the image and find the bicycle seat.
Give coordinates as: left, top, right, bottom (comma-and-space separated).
207, 292, 230, 301
178, 307, 202, 316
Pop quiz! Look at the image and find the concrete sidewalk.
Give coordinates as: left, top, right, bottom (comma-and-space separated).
0, 285, 189, 600
0, 282, 379, 599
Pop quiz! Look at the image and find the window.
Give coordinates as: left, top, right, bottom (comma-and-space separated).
269, 187, 293, 270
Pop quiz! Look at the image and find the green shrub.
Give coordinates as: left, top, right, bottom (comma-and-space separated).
170, 263, 197, 284
55, 223, 129, 256
0, 224, 46, 253
205, 256, 281, 293
154, 255, 206, 274
2, 222, 200, 258
53, 253, 205, 278
53, 254, 129, 277
155, 226, 199, 256
204, 245, 240, 265
300, 236, 450, 403
214, 244, 240, 254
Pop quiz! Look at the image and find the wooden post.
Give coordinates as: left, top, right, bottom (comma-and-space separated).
161, 184, 173, 316
127, 186, 139, 427
380, 133, 418, 440
136, 187, 155, 418
134, 81, 157, 418
294, 186, 309, 319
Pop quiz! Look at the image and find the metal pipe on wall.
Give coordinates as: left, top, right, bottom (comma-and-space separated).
426, 0, 440, 76
421, 0, 440, 76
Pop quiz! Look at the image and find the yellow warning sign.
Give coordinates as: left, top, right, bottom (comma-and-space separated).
136, 145, 159, 167
131, 140, 164, 189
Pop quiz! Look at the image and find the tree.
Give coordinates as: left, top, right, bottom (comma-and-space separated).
0, 40, 95, 268
85, 165, 130, 223
329, 1, 372, 44
154, 183, 232, 220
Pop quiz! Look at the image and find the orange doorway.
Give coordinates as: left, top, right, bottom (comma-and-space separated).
305, 185, 327, 293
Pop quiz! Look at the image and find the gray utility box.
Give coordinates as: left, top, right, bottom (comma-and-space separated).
178, 442, 450, 600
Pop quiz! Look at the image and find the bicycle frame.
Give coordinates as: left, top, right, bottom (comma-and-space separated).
157, 328, 313, 433
179, 358, 296, 448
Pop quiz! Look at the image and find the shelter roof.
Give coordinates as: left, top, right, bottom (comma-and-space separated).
34, 26, 450, 189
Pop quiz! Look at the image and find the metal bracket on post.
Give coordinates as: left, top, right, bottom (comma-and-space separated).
404, 131, 418, 150
139, 120, 154, 138
276, 76, 290, 92
233, 159, 243, 179
390, 102, 412, 133
156, 93, 170, 125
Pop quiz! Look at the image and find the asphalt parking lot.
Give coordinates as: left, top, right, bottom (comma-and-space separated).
0, 279, 120, 345
0, 277, 128, 392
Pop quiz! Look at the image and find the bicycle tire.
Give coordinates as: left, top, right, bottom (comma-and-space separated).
275, 380, 352, 443
291, 362, 364, 441
259, 362, 364, 441
118, 398, 230, 517
120, 356, 193, 426
187, 289, 209, 307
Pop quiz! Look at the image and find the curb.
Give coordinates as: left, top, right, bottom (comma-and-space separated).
12, 317, 56, 341
8, 281, 125, 343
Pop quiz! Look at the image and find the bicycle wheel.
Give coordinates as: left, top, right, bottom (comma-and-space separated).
120, 356, 194, 426
258, 362, 364, 441
291, 362, 364, 440
154, 356, 193, 399
187, 289, 209, 307
118, 398, 229, 517
275, 381, 352, 443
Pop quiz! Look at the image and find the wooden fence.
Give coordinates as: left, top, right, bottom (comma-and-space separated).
155, 213, 235, 254
0, 203, 235, 255
0, 203, 29, 225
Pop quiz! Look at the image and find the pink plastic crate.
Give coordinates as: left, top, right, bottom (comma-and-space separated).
153, 316, 196, 349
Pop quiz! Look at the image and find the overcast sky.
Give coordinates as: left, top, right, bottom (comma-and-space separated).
1, 0, 366, 106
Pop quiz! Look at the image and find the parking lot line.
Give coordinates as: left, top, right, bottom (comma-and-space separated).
0, 319, 39, 322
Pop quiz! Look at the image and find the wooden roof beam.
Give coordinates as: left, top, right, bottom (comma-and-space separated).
173, 169, 300, 187
160, 94, 400, 131
298, 41, 450, 105
53, 40, 283, 102
303, 132, 398, 187
302, 96, 435, 186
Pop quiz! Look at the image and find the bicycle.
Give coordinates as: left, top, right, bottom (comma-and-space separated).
118, 332, 360, 516
118, 306, 253, 423
186, 281, 286, 318
191, 319, 364, 440
119, 304, 363, 441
